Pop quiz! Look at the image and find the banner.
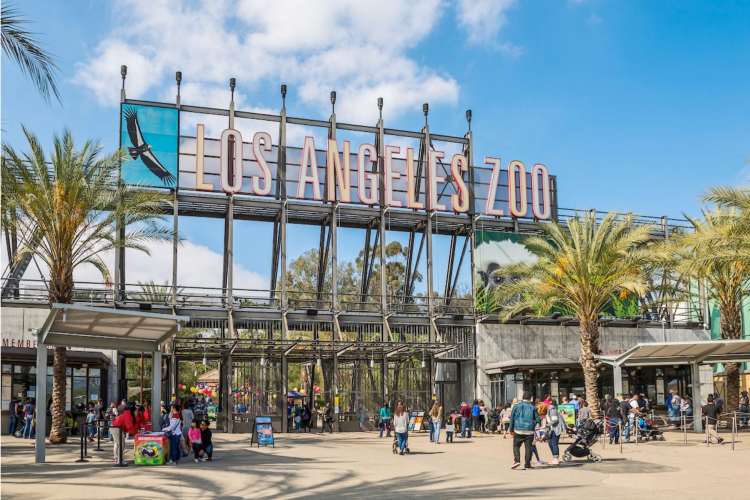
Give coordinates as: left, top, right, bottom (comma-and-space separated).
120, 104, 178, 188
558, 404, 576, 426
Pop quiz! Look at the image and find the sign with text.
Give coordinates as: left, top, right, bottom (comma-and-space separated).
252, 416, 275, 448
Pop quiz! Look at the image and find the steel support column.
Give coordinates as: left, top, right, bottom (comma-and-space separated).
377, 115, 388, 340
152, 350, 162, 431
331, 203, 338, 312
281, 353, 288, 433
172, 189, 179, 308
34, 341, 48, 463
423, 122, 436, 342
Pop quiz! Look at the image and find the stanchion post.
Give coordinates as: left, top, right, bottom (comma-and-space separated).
732, 412, 736, 451
619, 421, 623, 454
705, 416, 709, 447
94, 419, 103, 452
114, 425, 128, 467
76, 431, 88, 463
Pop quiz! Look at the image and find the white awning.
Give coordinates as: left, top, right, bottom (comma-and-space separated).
38, 303, 190, 351
596, 339, 750, 367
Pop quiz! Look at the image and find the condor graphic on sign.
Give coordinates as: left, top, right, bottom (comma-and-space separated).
120, 104, 178, 188
182, 124, 553, 220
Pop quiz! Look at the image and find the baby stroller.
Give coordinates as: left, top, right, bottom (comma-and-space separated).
485, 410, 501, 434
392, 431, 410, 454
563, 419, 604, 463
636, 414, 665, 442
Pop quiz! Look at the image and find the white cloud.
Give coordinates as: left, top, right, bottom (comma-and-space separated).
74, 0, 460, 124
1, 234, 268, 297
456, 0, 518, 48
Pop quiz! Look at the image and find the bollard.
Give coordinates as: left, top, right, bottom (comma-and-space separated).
114, 425, 128, 467
732, 412, 736, 451
682, 412, 687, 445
76, 431, 89, 463
705, 416, 709, 447
619, 421, 623, 454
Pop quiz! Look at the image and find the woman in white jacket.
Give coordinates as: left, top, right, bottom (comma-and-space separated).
393, 402, 410, 455
162, 403, 183, 465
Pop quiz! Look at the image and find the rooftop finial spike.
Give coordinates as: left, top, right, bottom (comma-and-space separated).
423, 103, 429, 126
121, 65, 127, 90
229, 78, 236, 101
281, 84, 287, 108
331, 91, 336, 114
378, 97, 383, 120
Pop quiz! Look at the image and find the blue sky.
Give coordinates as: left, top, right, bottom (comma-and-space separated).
3, 0, 750, 293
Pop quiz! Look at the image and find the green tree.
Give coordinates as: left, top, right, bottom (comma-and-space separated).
490, 213, 654, 415
662, 206, 750, 412
1, 128, 175, 444
1, 4, 61, 104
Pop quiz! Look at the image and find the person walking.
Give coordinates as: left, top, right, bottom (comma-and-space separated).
628, 394, 641, 441
162, 402, 184, 464
8, 397, 19, 436
739, 391, 749, 427
320, 403, 334, 433
578, 401, 592, 424
301, 404, 311, 432
702, 394, 724, 445
181, 402, 194, 456
471, 400, 481, 432
460, 402, 472, 438
501, 404, 512, 438
430, 401, 443, 444
393, 402, 410, 455
608, 398, 625, 444
112, 404, 137, 464
545, 399, 565, 465
379, 403, 392, 438
619, 395, 633, 442
22, 399, 35, 439
509, 392, 541, 470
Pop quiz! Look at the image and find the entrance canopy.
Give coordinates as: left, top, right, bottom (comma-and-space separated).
35, 304, 189, 464
596, 340, 750, 367
39, 303, 190, 351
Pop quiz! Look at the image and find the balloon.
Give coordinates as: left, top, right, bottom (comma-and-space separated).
255, 391, 260, 397
212, 391, 217, 397
178, 384, 184, 390
315, 387, 321, 392
293, 388, 298, 392
171, 396, 176, 401
190, 387, 196, 393
300, 389, 306, 394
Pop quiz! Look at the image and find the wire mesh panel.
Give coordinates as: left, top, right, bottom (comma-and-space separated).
231, 360, 282, 418
438, 326, 475, 360
236, 320, 282, 340
338, 322, 382, 342
390, 324, 429, 343
337, 359, 383, 423
288, 322, 334, 341
389, 357, 430, 413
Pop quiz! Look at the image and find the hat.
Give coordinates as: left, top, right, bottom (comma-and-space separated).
742, 391, 748, 395
121, 398, 127, 403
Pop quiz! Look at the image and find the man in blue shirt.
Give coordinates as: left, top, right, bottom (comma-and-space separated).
509, 392, 541, 470
471, 400, 481, 432
570, 394, 581, 412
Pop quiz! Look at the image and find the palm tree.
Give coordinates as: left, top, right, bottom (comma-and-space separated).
667, 206, 750, 413
490, 212, 654, 415
1, 4, 61, 104
2, 127, 175, 444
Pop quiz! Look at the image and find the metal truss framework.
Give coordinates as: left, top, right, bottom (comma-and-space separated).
0, 82, 700, 432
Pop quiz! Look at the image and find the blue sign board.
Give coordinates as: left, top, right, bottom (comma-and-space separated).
253, 416, 275, 447
120, 104, 178, 188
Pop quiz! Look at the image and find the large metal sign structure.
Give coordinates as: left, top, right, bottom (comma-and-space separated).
1, 68, 692, 433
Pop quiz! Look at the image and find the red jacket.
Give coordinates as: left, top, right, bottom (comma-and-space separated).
113, 411, 138, 435
460, 405, 472, 419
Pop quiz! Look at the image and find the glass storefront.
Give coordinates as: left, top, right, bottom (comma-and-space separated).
488, 365, 692, 409
1, 363, 105, 411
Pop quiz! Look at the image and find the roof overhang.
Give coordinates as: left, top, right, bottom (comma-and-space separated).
39, 303, 190, 352
485, 358, 580, 374
596, 340, 750, 367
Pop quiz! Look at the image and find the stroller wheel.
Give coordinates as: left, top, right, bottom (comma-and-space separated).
592, 454, 602, 463
562, 453, 572, 462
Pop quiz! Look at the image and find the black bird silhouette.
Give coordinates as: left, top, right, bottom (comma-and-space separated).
123, 107, 176, 186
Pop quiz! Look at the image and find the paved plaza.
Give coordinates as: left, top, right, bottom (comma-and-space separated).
1, 428, 747, 499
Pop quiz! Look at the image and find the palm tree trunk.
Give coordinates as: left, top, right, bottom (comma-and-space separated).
720, 303, 742, 414
47, 263, 74, 445
579, 318, 601, 418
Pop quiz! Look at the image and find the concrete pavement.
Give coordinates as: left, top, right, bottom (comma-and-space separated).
0, 427, 747, 499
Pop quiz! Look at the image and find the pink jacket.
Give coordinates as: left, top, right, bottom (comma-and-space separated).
188, 427, 202, 442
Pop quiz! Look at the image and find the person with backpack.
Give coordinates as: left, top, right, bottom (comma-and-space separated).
509, 392, 541, 470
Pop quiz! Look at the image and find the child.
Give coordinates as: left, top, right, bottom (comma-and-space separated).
501, 404, 512, 438
445, 415, 455, 443
86, 408, 97, 442
189, 420, 202, 463
532, 425, 545, 465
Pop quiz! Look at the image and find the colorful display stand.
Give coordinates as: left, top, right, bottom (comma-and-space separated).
251, 416, 275, 448
134, 432, 169, 466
